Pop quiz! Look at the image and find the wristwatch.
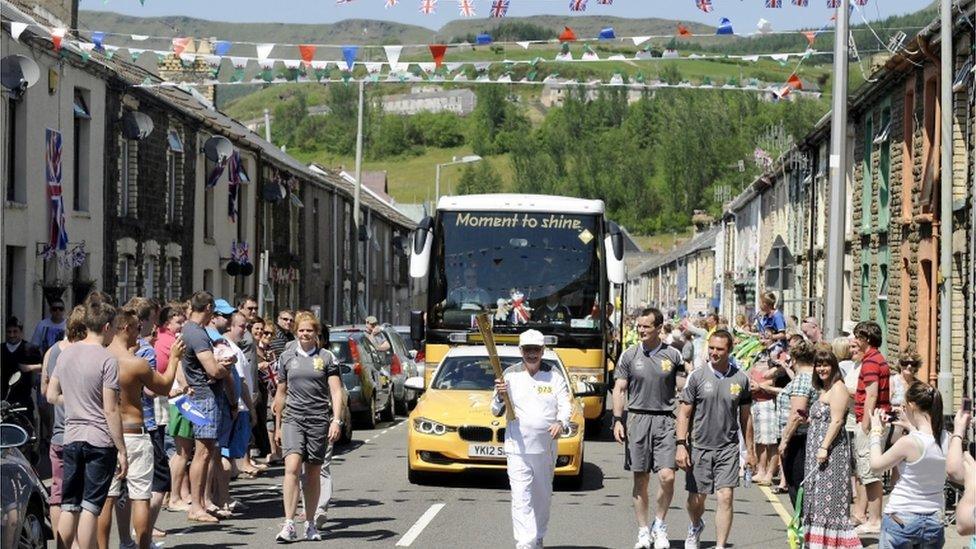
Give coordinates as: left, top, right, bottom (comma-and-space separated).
613, 415, 624, 424
331, 418, 345, 427
676, 439, 688, 447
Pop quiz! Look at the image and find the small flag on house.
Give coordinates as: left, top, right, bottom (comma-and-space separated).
420, 0, 437, 14
695, 0, 713, 13
569, 0, 587, 11
458, 0, 475, 16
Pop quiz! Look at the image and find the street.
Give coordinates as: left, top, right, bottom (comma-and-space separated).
149, 415, 965, 549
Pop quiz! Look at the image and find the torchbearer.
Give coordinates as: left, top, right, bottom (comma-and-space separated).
492, 329, 571, 549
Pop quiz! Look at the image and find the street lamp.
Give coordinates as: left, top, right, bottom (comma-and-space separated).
435, 155, 482, 204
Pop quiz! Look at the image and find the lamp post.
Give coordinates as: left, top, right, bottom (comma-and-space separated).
434, 155, 482, 205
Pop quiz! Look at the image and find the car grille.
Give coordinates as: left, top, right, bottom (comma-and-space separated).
458, 426, 493, 442
496, 428, 505, 442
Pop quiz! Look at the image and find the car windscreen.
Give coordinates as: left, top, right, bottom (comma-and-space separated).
431, 357, 564, 390
328, 338, 353, 363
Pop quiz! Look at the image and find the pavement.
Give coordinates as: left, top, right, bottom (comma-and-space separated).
147, 416, 971, 548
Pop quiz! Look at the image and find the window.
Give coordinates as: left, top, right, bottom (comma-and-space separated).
117, 254, 137, 304
876, 103, 891, 228
312, 198, 320, 264
902, 81, 915, 219
164, 257, 181, 301
119, 136, 138, 217
143, 254, 158, 298
204, 159, 215, 240
289, 201, 299, 255
73, 89, 91, 212
166, 127, 184, 224
861, 115, 873, 233
5, 100, 23, 202
4, 246, 26, 321
920, 73, 938, 213
203, 269, 214, 293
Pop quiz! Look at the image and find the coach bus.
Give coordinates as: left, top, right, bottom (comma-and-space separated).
408, 194, 625, 430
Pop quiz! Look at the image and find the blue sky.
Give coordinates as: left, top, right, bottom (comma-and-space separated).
80, 0, 933, 31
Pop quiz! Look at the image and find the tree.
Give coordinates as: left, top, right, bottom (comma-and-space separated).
456, 162, 503, 195
660, 63, 683, 85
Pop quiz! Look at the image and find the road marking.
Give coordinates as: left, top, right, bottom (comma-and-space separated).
395, 503, 445, 547
758, 485, 793, 526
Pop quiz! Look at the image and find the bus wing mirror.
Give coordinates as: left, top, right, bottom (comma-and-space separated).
410, 216, 434, 279
605, 221, 625, 285
410, 310, 426, 343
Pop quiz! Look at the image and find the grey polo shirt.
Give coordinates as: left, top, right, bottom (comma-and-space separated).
278, 347, 340, 423
615, 342, 686, 412
679, 362, 752, 450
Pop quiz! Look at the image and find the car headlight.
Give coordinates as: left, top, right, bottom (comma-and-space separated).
568, 368, 601, 384
413, 417, 456, 436
560, 421, 581, 438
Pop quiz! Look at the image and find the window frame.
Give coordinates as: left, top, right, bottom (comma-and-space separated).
876, 100, 891, 228
860, 114, 873, 233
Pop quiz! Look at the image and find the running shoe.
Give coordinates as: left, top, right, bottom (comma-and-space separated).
684, 520, 704, 549
314, 512, 328, 530
634, 527, 652, 549
275, 521, 297, 543
652, 521, 670, 549
304, 521, 322, 541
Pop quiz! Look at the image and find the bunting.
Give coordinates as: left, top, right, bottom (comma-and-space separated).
490, 0, 509, 17
558, 27, 577, 42
420, 0, 437, 14
716, 18, 734, 35
696, 0, 713, 13
51, 28, 66, 51
342, 45, 359, 70
385, 0, 398, 7
677, 24, 692, 37
765, 0, 782, 7
428, 44, 447, 68
458, 0, 475, 16
569, 0, 587, 11
599, 27, 616, 40
299, 44, 316, 67
10, 21, 28, 42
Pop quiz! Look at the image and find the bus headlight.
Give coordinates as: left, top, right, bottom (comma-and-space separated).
568, 368, 601, 384
413, 417, 456, 435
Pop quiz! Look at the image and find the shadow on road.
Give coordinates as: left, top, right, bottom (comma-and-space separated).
326, 515, 398, 541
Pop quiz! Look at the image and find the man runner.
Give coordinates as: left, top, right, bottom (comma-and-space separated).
676, 330, 756, 549
613, 307, 687, 549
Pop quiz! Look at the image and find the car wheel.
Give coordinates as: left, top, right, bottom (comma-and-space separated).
18, 504, 45, 549
338, 419, 353, 444
407, 464, 430, 485
380, 392, 395, 422
356, 397, 377, 430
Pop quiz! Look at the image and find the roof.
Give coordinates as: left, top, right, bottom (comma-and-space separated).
629, 226, 720, 278
444, 345, 562, 362
361, 171, 391, 202
437, 194, 606, 215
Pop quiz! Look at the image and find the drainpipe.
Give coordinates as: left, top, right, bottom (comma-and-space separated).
754, 197, 762, 314
936, 0, 953, 406
332, 190, 339, 324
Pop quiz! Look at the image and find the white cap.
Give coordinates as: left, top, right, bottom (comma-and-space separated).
519, 329, 545, 348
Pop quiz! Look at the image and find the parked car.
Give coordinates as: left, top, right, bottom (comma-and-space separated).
329, 328, 394, 429
2, 374, 51, 549
378, 325, 422, 415
393, 325, 425, 380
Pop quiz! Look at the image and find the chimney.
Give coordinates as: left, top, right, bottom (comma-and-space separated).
157, 37, 218, 105
691, 210, 714, 237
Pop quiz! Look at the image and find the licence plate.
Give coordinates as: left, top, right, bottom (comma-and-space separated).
468, 444, 506, 458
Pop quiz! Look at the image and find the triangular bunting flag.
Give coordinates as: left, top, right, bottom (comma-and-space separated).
581, 44, 599, 61
342, 45, 359, 70
786, 73, 802, 90
517, 41, 531, 49
256, 43, 274, 61
598, 27, 615, 40
802, 31, 817, 46
172, 37, 192, 56
78, 42, 95, 62
365, 62, 383, 73
742, 55, 760, 62
716, 18, 734, 35
476, 33, 493, 45
129, 48, 144, 61
677, 25, 691, 37
384, 45, 402, 66
131, 34, 149, 41
214, 40, 232, 56
632, 35, 651, 46
299, 45, 316, 67
770, 53, 790, 64
11, 22, 28, 42
757, 18, 773, 33
428, 44, 447, 68
558, 27, 577, 42
51, 28, 66, 51
91, 31, 105, 50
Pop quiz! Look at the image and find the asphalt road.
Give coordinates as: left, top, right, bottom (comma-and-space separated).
149, 417, 970, 548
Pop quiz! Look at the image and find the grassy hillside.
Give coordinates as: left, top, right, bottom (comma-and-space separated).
439, 15, 714, 42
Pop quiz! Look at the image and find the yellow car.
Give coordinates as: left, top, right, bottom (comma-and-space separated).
405, 345, 592, 488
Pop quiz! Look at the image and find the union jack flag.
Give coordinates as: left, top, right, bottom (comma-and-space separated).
854, 0, 868, 4
490, 0, 509, 17
597, 0, 613, 4
419, 0, 437, 14
385, 0, 398, 6
458, 0, 475, 17
826, 0, 840, 6
45, 129, 68, 251
569, 0, 587, 11
765, 0, 782, 7
792, 0, 808, 6
695, 0, 713, 13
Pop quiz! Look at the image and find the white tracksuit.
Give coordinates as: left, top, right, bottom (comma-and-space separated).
491, 363, 572, 549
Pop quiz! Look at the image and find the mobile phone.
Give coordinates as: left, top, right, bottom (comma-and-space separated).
963, 397, 972, 413
888, 410, 900, 422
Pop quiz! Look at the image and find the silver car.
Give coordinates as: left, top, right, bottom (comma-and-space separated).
380, 326, 421, 415
1, 423, 50, 549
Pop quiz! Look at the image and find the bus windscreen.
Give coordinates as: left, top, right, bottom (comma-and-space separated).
430, 211, 602, 332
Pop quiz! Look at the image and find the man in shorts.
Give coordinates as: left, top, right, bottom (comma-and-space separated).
46, 300, 127, 549
676, 330, 755, 549
181, 291, 234, 523
100, 306, 183, 548
851, 321, 890, 535
612, 307, 687, 549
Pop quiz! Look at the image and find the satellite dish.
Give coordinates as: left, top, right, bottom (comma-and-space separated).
121, 111, 154, 141
1, 55, 40, 98
226, 261, 241, 277
239, 262, 254, 277
203, 135, 233, 163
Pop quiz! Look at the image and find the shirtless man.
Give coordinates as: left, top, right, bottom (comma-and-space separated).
97, 308, 184, 549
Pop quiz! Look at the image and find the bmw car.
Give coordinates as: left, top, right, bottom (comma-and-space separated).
405, 345, 593, 487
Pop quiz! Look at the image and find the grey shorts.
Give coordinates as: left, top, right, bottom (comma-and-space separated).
281, 420, 330, 463
625, 413, 676, 473
685, 444, 740, 495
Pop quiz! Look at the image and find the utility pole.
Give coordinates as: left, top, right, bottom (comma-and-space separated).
824, 0, 850, 340
351, 79, 365, 323
263, 108, 271, 143
937, 0, 953, 404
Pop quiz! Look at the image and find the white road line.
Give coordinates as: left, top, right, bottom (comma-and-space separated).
395, 503, 445, 547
